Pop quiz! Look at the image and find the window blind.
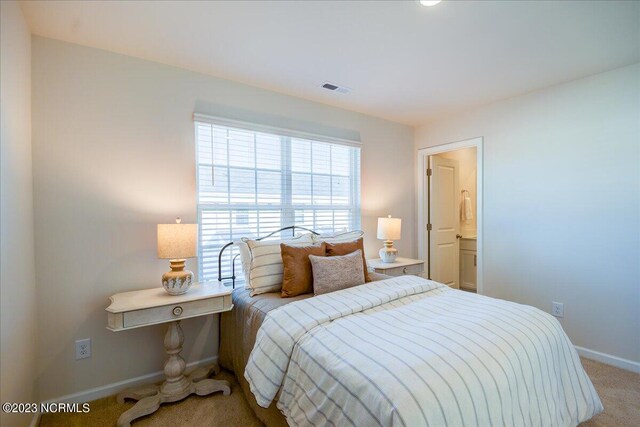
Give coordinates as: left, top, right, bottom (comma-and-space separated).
195, 121, 361, 283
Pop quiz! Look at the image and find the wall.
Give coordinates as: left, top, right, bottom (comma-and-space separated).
416, 64, 640, 363
0, 2, 38, 425
435, 147, 477, 235
31, 37, 415, 400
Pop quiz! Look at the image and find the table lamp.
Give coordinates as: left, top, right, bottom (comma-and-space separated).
157, 217, 198, 295
377, 215, 401, 263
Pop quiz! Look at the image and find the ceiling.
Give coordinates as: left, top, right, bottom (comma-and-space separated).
21, 0, 640, 125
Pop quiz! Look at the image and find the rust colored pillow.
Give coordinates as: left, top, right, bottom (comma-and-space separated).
325, 238, 371, 282
280, 242, 326, 298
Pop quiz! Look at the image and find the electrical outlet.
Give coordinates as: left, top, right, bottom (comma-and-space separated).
75, 338, 91, 360
552, 302, 564, 318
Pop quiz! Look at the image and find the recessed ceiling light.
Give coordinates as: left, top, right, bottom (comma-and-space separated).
420, 0, 442, 6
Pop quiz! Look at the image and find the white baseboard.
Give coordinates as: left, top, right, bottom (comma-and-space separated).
42, 356, 218, 405
576, 345, 640, 373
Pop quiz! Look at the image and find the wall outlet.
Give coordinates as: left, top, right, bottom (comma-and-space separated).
75, 338, 91, 360
552, 302, 564, 318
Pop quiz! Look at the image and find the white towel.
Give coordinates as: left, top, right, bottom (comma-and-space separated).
463, 194, 473, 221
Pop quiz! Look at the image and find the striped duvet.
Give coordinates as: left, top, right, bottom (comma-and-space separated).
245, 276, 603, 427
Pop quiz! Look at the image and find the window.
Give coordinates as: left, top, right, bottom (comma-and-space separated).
195, 118, 361, 283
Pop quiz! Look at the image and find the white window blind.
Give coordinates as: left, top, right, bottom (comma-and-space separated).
195, 120, 361, 283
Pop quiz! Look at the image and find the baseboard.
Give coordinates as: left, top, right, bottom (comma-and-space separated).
576, 345, 640, 373
42, 356, 218, 405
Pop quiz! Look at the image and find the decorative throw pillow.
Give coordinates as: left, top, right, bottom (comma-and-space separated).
236, 240, 252, 282
309, 249, 365, 296
313, 230, 364, 244
240, 234, 314, 296
325, 237, 371, 283
280, 242, 326, 298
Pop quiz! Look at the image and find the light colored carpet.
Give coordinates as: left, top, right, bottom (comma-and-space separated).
579, 358, 640, 426
40, 358, 639, 426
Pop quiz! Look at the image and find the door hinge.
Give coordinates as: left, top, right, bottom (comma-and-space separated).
426, 168, 432, 176
426, 223, 432, 231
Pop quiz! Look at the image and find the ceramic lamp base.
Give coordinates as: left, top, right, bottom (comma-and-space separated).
162, 259, 193, 295
379, 241, 398, 263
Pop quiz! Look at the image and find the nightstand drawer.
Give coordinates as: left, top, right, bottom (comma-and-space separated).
368, 257, 425, 278
380, 263, 424, 277
123, 297, 223, 328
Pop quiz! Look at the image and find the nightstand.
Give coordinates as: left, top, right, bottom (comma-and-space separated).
106, 282, 233, 427
368, 257, 425, 277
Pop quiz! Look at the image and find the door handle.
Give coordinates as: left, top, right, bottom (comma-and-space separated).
456, 234, 463, 239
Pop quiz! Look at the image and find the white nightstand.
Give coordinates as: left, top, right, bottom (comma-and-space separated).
368, 257, 425, 277
106, 282, 233, 427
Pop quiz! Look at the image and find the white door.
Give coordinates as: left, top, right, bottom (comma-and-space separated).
428, 156, 460, 288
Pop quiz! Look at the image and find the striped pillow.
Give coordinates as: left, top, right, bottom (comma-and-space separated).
240, 234, 314, 296
312, 230, 364, 244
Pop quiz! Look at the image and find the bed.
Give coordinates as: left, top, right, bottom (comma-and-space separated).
217, 228, 603, 426
219, 272, 392, 426
219, 286, 306, 426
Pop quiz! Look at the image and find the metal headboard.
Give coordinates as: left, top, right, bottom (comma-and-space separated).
217, 225, 321, 289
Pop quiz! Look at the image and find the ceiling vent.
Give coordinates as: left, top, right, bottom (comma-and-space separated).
321, 82, 351, 94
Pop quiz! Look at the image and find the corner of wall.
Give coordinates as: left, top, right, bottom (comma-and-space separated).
1, 1, 38, 426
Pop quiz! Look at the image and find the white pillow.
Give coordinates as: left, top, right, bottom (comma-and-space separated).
312, 230, 364, 244
236, 241, 252, 283
239, 233, 314, 296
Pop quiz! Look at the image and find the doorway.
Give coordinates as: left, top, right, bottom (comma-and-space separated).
417, 137, 483, 294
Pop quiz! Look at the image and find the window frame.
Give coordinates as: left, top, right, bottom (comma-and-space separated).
194, 115, 362, 283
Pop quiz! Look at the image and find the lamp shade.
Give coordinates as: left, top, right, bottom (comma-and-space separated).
157, 223, 198, 259
377, 216, 402, 240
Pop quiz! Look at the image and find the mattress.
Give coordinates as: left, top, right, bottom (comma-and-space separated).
219, 273, 391, 426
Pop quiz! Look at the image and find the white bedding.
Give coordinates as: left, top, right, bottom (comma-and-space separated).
245, 276, 603, 427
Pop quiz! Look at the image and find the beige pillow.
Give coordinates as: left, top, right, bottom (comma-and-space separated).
309, 249, 365, 296
239, 234, 314, 296
280, 242, 326, 298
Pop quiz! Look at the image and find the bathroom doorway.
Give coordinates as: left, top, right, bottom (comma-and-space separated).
417, 138, 483, 294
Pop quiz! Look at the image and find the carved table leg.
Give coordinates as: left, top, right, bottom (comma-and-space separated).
159, 321, 192, 401
117, 394, 161, 427
116, 384, 159, 404
115, 321, 230, 426
189, 363, 220, 382
193, 378, 231, 396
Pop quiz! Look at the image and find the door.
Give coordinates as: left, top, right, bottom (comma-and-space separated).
428, 156, 460, 288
